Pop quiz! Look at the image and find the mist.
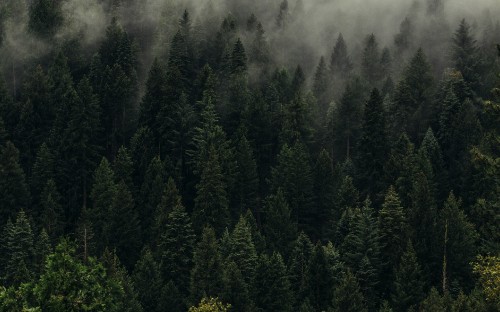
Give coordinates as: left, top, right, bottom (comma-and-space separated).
1, 0, 499, 92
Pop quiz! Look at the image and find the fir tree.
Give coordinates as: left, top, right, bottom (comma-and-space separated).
254, 252, 293, 312
330, 33, 353, 79
133, 248, 163, 312
221, 260, 253, 312
0, 142, 30, 224
234, 133, 259, 218
391, 241, 425, 312
28, 0, 63, 37
307, 243, 334, 312
452, 19, 483, 93
313, 56, 330, 115
159, 198, 195, 295
314, 149, 336, 240
362, 34, 381, 86
190, 226, 224, 303
288, 232, 314, 303
331, 270, 367, 312
40, 179, 64, 240
228, 216, 258, 287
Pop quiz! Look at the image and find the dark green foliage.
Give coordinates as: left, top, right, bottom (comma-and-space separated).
288, 232, 314, 303
331, 270, 367, 312
221, 260, 253, 312
108, 181, 141, 269
133, 248, 162, 312
330, 33, 353, 79
452, 19, 483, 93
391, 241, 425, 312
227, 216, 258, 287
307, 243, 334, 312
190, 226, 223, 303
159, 195, 195, 295
40, 179, 64, 240
314, 149, 336, 240
355, 88, 389, 198
254, 253, 293, 312
235, 133, 259, 218
313, 56, 330, 114
263, 188, 296, 256
0, 142, 30, 224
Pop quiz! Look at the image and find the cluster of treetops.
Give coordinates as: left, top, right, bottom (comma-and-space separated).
0, 2, 499, 312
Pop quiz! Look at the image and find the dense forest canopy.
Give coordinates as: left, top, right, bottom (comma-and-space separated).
0, 0, 499, 311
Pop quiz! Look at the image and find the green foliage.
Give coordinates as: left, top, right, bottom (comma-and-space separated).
331, 270, 367, 312
254, 253, 293, 312
28, 0, 63, 38
133, 248, 162, 312
263, 188, 296, 256
189, 297, 231, 312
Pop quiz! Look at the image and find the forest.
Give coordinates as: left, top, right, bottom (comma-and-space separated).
0, 0, 499, 311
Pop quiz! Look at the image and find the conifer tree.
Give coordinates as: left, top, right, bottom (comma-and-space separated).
391, 241, 425, 312
159, 196, 195, 295
234, 133, 259, 218
139, 156, 166, 241
108, 181, 141, 269
32, 143, 55, 203
452, 19, 483, 93
313, 56, 330, 114
254, 252, 293, 312
190, 226, 224, 303
221, 260, 253, 312
307, 243, 334, 312
228, 216, 258, 287
331, 270, 367, 312
28, 0, 63, 37
314, 149, 336, 239
3, 210, 34, 286
288, 232, 314, 303
263, 188, 296, 256
330, 33, 353, 79
133, 248, 163, 312
40, 179, 64, 240
89, 157, 117, 253
355, 88, 389, 198
114, 146, 134, 190
193, 146, 230, 234
0, 142, 30, 224
362, 34, 381, 86
152, 177, 180, 250
34, 229, 51, 275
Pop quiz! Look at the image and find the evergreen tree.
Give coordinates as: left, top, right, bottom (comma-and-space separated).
394, 17, 414, 55
330, 33, 353, 79
307, 243, 334, 312
391, 241, 425, 312
288, 232, 314, 303
439, 192, 478, 292
34, 229, 51, 276
89, 157, 116, 253
190, 226, 224, 303
234, 133, 259, 218
227, 216, 258, 287
452, 19, 483, 93
221, 260, 253, 312
152, 177, 180, 250
254, 252, 293, 312
378, 186, 408, 293
0, 142, 30, 224
314, 149, 336, 240
3, 210, 34, 286
133, 248, 163, 312
331, 270, 367, 312
263, 188, 297, 256
114, 145, 134, 190
40, 179, 64, 240
313, 56, 330, 115
159, 197, 195, 295
362, 34, 381, 86
193, 146, 230, 234
355, 88, 389, 198
108, 181, 141, 269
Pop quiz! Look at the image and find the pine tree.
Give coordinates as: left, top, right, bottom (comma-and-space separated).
139, 156, 166, 242
40, 179, 64, 240
355, 88, 389, 198
313, 56, 330, 115
330, 33, 353, 79
228, 216, 258, 287
108, 181, 141, 269
221, 260, 253, 312
159, 199, 196, 295
114, 145, 134, 190
193, 146, 230, 234
3, 210, 34, 286
190, 226, 224, 303
331, 270, 367, 312
34, 229, 51, 275
31, 142, 55, 209
254, 252, 293, 312
152, 177, 180, 250
378, 186, 408, 293
231, 38, 248, 75
307, 243, 335, 312
89, 157, 116, 253
394, 17, 414, 55
452, 19, 483, 93
391, 241, 425, 312
439, 192, 478, 291
263, 188, 297, 257
234, 133, 259, 218
314, 149, 336, 240
133, 248, 163, 312
288, 232, 314, 304
0, 142, 30, 224
362, 34, 381, 86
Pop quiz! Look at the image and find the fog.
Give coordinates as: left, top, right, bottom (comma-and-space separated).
1, 0, 499, 91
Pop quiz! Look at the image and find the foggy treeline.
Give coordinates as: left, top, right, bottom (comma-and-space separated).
0, 0, 499, 311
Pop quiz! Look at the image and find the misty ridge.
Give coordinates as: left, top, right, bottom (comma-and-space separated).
1, 0, 499, 96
